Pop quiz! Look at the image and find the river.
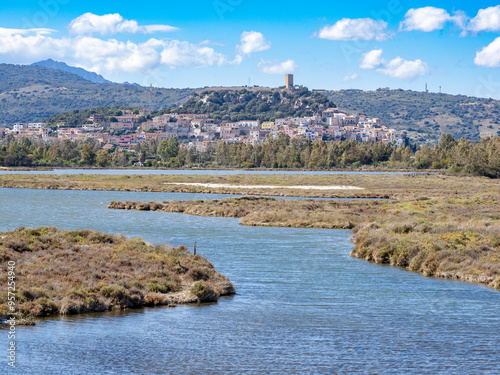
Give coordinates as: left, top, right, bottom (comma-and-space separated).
1, 188, 499, 374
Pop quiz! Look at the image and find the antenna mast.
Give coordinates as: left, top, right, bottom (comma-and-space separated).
149, 83, 153, 110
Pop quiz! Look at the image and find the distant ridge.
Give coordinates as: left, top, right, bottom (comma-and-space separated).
0, 63, 194, 123
122, 81, 141, 87
31, 59, 114, 84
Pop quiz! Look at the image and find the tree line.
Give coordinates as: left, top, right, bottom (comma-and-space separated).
0, 134, 498, 178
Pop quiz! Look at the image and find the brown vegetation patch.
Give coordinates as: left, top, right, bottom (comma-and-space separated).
108, 190, 500, 291
0, 227, 235, 322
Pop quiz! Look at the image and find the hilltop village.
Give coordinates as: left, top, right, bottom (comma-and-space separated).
0, 75, 407, 151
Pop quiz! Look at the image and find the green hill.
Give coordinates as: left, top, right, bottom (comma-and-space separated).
164, 87, 336, 121
0, 64, 194, 124
3, 62, 499, 144
31, 59, 113, 84
327, 89, 500, 143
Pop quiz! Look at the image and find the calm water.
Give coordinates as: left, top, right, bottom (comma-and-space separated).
1, 188, 499, 374
0, 168, 421, 176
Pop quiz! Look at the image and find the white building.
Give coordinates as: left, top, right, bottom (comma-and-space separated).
238, 120, 260, 128
13, 123, 26, 132
27, 123, 45, 129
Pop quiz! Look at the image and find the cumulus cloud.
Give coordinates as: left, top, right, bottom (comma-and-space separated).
72, 37, 162, 73
400, 7, 453, 32
258, 59, 297, 74
359, 49, 384, 69
160, 40, 228, 68
0, 13, 236, 74
468, 6, 500, 33
69, 13, 177, 35
0, 28, 69, 62
474, 37, 500, 67
73, 37, 229, 73
379, 58, 429, 79
318, 18, 391, 41
238, 31, 270, 54
360, 49, 429, 79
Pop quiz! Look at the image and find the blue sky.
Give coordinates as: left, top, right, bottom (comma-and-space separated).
1, 0, 500, 98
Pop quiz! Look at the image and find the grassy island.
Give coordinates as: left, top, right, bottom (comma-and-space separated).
0, 227, 234, 322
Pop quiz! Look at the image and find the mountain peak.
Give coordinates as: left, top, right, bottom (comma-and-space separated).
31, 59, 114, 84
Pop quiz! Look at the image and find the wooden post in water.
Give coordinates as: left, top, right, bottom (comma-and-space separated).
194, 242, 197, 255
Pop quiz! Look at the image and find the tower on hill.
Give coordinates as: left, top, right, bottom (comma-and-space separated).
285, 74, 294, 89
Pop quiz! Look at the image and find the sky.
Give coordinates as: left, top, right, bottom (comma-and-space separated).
1, 0, 500, 98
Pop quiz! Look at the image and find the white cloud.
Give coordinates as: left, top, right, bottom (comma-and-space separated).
72, 37, 229, 73
258, 59, 297, 74
400, 7, 452, 32
0, 27, 56, 36
360, 49, 429, 79
343, 73, 358, 82
379, 57, 429, 79
238, 31, 270, 54
0, 16, 232, 74
0, 28, 69, 63
474, 37, 500, 67
468, 6, 500, 33
69, 13, 177, 35
360, 49, 384, 69
160, 40, 228, 68
73, 37, 162, 73
318, 18, 390, 41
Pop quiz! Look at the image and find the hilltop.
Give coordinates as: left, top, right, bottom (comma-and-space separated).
164, 87, 336, 121
327, 89, 500, 143
163, 86, 500, 143
2, 62, 500, 144
0, 64, 194, 124
31, 59, 113, 84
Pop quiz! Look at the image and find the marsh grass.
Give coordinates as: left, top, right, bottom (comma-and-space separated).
0, 227, 235, 321
1, 172, 499, 200
109, 193, 500, 291
1, 173, 499, 291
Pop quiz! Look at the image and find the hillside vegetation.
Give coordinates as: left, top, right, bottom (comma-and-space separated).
31, 59, 113, 84
2, 62, 500, 144
164, 87, 336, 121
44, 106, 141, 127
0, 64, 193, 123
328, 89, 500, 143
2, 132, 498, 178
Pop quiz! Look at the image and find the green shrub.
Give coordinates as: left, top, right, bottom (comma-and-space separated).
190, 281, 218, 302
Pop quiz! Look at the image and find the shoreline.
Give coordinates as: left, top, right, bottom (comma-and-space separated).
0, 166, 439, 173
1, 172, 489, 199
163, 182, 364, 190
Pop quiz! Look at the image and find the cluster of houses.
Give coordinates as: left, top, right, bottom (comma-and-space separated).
1, 107, 406, 151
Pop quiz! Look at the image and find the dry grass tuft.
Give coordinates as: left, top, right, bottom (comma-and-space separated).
0, 227, 235, 321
